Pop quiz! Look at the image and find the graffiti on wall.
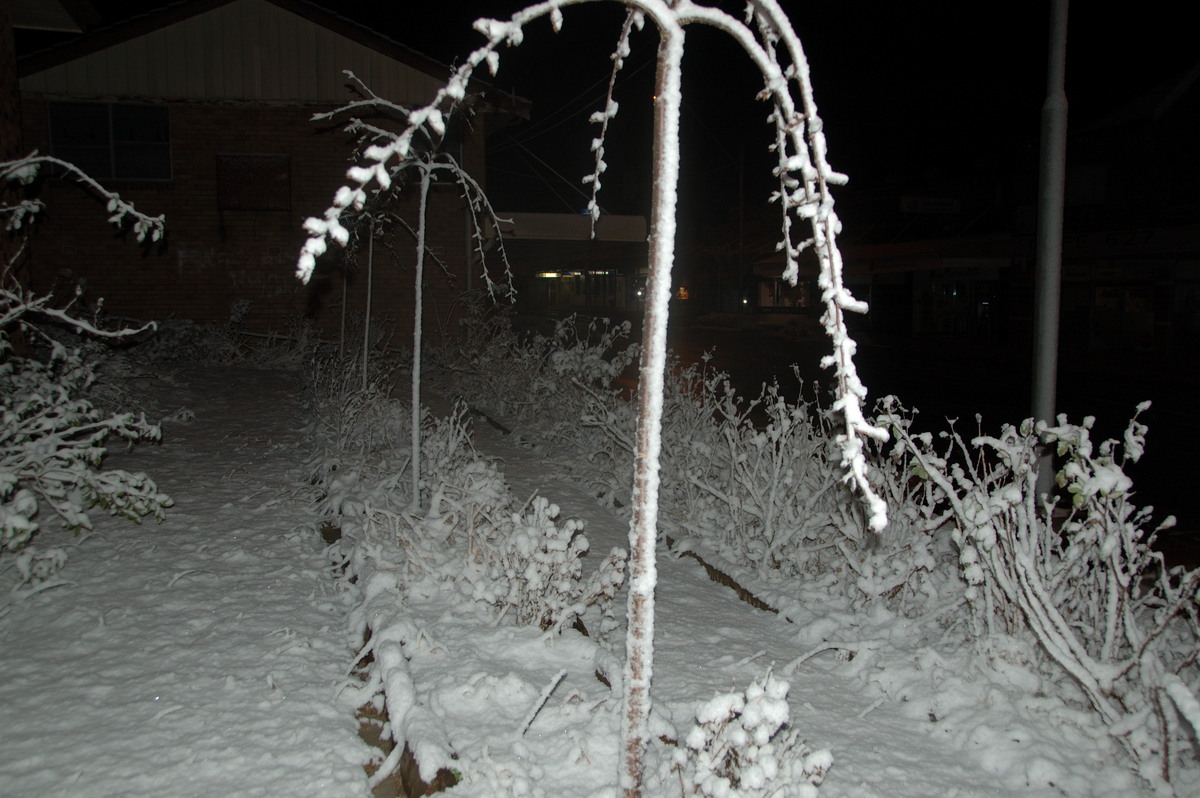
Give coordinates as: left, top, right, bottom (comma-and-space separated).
175, 248, 298, 298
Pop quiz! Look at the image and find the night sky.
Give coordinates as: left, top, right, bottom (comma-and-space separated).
39, 2, 1199, 234
387, 1, 1198, 238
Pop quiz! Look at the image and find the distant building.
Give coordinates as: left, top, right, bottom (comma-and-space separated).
747, 61, 1200, 369
11, 0, 528, 337
498, 211, 648, 316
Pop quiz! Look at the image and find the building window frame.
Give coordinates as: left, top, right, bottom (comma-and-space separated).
48, 101, 172, 181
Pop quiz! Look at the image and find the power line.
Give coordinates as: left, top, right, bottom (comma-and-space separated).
505, 138, 602, 213
491, 59, 652, 153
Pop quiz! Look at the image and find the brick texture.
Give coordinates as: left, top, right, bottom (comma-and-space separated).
19, 98, 487, 342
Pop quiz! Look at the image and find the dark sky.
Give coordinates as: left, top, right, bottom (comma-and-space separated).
39, 2, 1200, 232
386, 1, 1198, 238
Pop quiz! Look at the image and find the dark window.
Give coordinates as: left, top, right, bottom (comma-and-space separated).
48, 102, 171, 180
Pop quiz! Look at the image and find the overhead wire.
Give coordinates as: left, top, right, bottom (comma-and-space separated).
509, 138, 603, 213
490, 59, 651, 153
486, 58, 652, 214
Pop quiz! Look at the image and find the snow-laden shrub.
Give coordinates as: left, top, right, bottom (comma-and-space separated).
123, 318, 244, 365
669, 670, 831, 798
1, 337, 171, 584
2, 153, 170, 590
672, 376, 850, 575
388, 486, 628, 634
882, 399, 1200, 788
303, 334, 406, 458
124, 301, 317, 367
469, 495, 627, 632
839, 402, 958, 611
579, 359, 949, 612
319, 392, 628, 635
400, 412, 627, 633
444, 303, 637, 426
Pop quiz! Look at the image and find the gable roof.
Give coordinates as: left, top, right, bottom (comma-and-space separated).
3, 0, 98, 33
15, 0, 488, 108
18, 0, 449, 78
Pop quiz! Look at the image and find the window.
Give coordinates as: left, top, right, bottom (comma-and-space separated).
48, 102, 171, 180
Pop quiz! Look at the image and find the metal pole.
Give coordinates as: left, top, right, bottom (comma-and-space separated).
1032, 0, 1068, 499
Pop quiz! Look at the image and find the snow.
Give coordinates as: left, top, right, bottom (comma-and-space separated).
9, 0, 1193, 791
0, 366, 368, 796
0, 356, 1191, 796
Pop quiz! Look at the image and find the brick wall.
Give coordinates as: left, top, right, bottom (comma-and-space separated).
18, 97, 482, 343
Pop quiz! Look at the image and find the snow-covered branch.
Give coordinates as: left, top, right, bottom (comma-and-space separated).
700, 0, 889, 530
582, 9, 645, 229
1, 152, 165, 245
0, 285, 155, 341
3, 152, 164, 341
299, 77, 514, 299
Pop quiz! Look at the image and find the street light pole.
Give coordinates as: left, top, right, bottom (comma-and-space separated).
1032, 0, 1069, 499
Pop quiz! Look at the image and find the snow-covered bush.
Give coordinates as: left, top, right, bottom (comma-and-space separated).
882, 399, 1200, 788
391, 412, 626, 634
670, 670, 831, 798
438, 304, 548, 421
444, 303, 637, 427
841, 402, 956, 611
316, 387, 628, 635
672, 377, 850, 575
2, 152, 170, 588
577, 360, 947, 612
469, 495, 627, 632
124, 307, 251, 365
301, 318, 406, 456
312, 355, 402, 457
303, 352, 407, 525
0, 340, 169, 552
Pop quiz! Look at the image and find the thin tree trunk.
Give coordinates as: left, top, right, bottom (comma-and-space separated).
619, 21, 684, 797
339, 270, 347, 360
363, 219, 374, 393
411, 170, 431, 508
1, 6, 24, 274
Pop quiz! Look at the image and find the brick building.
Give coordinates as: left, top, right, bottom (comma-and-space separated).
12, 0, 528, 338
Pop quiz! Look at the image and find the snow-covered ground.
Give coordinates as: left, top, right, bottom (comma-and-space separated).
0, 361, 1187, 796
0, 366, 368, 797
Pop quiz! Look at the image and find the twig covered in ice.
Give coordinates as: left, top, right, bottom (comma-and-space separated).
1, 152, 165, 245
519, 668, 568, 735
299, 72, 514, 300
582, 9, 644, 230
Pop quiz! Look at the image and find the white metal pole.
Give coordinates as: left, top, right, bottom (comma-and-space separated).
1032, 0, 1069, 499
